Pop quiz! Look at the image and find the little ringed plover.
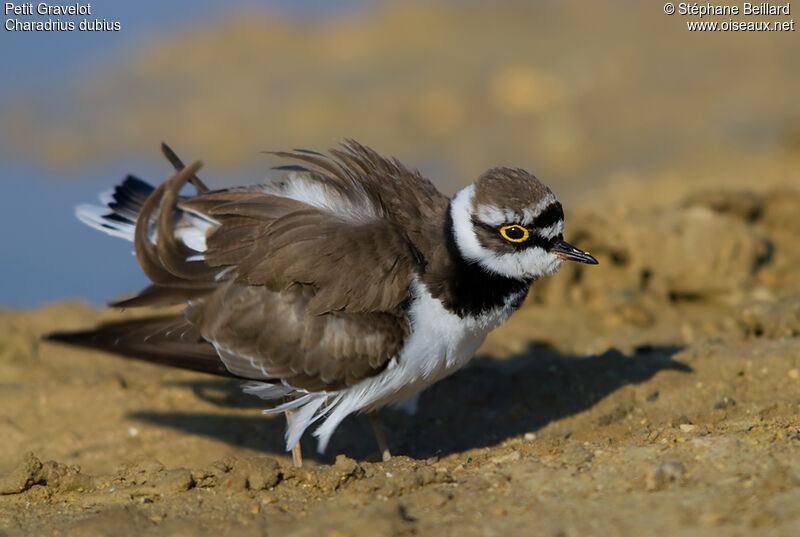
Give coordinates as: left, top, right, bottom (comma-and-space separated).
47, 141, 597, 463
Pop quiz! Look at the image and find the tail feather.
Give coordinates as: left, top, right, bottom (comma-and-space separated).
45, 315, 236, 378
109, 283, 217, 309
75, 154, 221, 309
107, 175, 155, 222
76, 175, 155, 242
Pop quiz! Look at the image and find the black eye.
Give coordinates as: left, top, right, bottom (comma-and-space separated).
499, 224, 529, 243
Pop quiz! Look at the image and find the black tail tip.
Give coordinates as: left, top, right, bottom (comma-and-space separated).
42, 329, 94, 345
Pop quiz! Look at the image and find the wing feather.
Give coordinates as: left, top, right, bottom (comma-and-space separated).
194, 192, 419, 315
63, 141, 448, 392
45, 315, 230, 377
187, 283, 409, 391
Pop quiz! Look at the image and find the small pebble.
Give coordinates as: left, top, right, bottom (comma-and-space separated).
644, 461, 686, 491
788, 369, 799, 380
669, 414, 691, 427
490, 451, 521, 464
713, 397, 735, 409
679, 424, 696, 433
491, 507, 507, 517
524, 432, 537, 442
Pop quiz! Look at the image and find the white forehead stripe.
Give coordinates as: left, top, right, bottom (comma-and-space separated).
538, 220, 564, 240
475, 205, 516, 227
474, 192, 557, 227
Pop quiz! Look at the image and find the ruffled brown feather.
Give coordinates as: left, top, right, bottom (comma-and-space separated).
55, 141, 448, 392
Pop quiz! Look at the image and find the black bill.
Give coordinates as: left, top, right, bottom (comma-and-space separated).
550, 239, 598, 265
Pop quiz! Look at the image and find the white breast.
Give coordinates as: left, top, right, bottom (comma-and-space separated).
302, 276, 524, 452
391, 277, 520, 393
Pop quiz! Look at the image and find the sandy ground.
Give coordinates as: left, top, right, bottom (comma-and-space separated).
3, 3, 799, 535
1, 181, 800, 536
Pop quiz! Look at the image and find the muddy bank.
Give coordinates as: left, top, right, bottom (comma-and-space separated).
1, 185, 799, 536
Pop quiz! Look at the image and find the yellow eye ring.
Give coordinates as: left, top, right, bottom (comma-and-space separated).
499, 224, 529, 243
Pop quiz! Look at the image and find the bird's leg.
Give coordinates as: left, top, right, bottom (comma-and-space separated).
284, 409, 303, 468
368, 410, 392, 462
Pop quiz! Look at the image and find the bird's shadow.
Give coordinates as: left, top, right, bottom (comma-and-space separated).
129, 342, 691, 463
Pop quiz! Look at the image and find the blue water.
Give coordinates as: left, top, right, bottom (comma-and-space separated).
0, 0, 370, 308
0, 159, 278, 308
0, 163, 150, 308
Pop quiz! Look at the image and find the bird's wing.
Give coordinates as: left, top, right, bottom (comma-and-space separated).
179, 140, 448, 315
187, 282, 409, 391
45, 315, 230, 377
182, 189, 419, 316
103, 142, 442, 390
58, 142, 447, 390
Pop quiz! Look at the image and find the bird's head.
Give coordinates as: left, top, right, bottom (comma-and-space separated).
449, 167, 597, 281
